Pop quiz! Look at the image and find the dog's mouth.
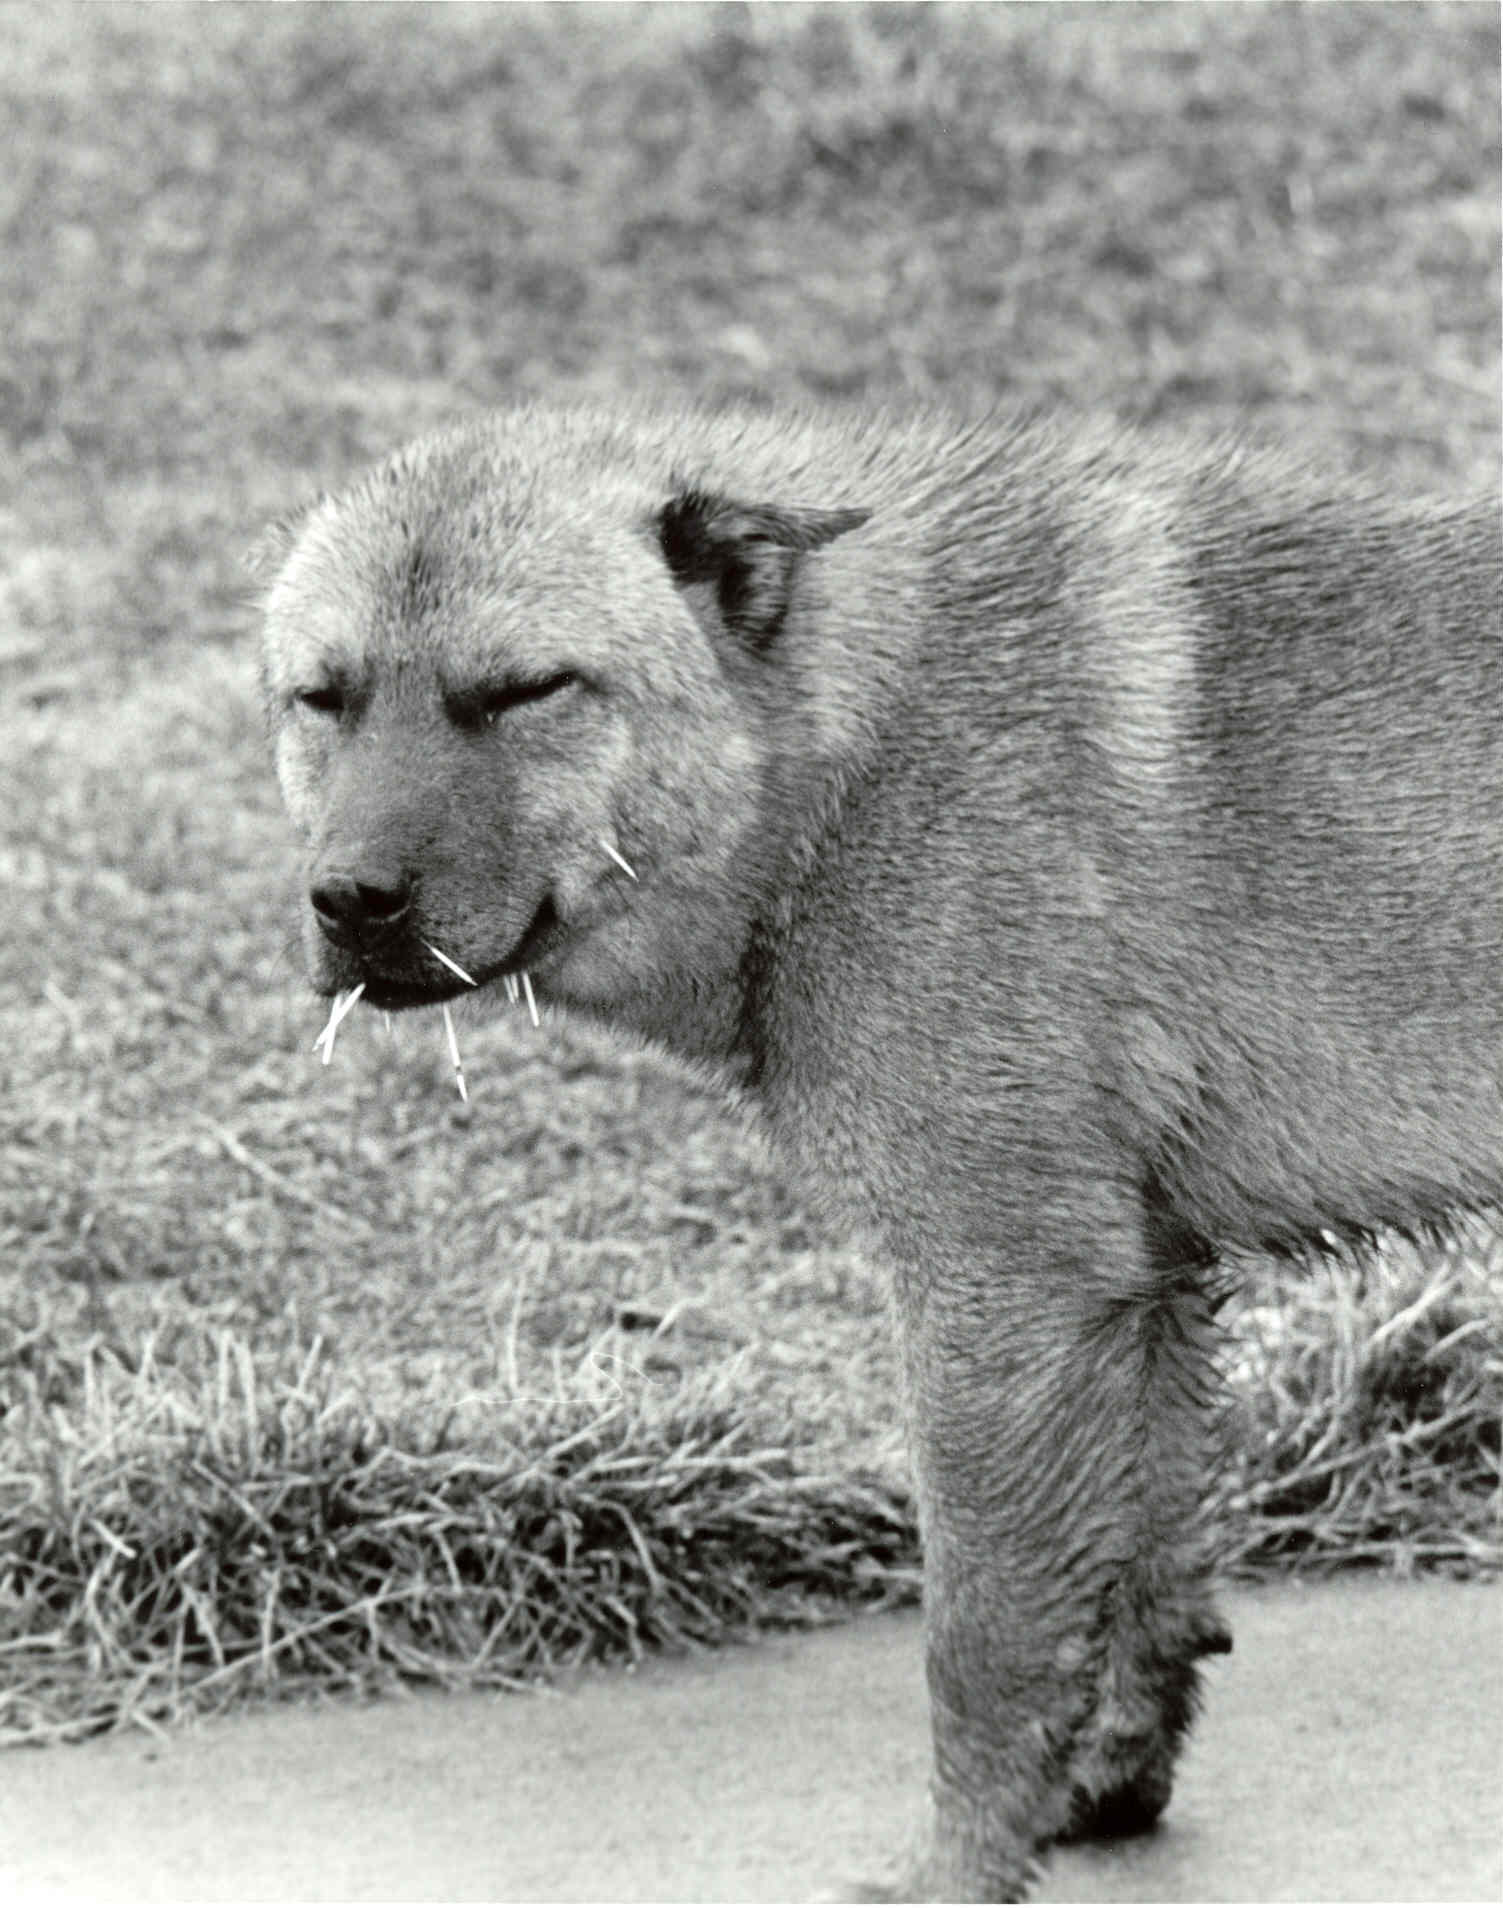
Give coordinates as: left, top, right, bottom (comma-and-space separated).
327, 896, 565, 1012
498, 892, 565, 978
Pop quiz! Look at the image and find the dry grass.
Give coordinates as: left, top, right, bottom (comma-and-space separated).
0, 1, 1498, 1737
2, 1238, 1494, 1746
1, 1331, 917, 1747
1220, 1236, 1501, 1578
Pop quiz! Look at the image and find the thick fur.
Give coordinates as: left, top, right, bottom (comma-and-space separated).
261, 401, 1501, 1900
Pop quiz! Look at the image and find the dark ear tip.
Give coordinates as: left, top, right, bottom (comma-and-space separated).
656, 487, 870, 576
657, 485, 870, 643
657, 486, 721, 584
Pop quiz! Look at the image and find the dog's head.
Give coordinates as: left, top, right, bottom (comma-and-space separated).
257, 407, 868, 1043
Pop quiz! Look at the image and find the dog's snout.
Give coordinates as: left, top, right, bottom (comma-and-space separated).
310, 866, 414, 947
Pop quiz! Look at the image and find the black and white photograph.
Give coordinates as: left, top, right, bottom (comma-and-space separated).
1, 4, 1499, 1901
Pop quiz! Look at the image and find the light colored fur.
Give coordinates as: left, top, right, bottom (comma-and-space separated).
263, 399, 1500, 1899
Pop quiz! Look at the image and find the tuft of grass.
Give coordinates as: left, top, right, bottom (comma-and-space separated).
1220, 1234, 1502, 1577
2, 1240, 1494, 1748
0, 1330, 919, 1747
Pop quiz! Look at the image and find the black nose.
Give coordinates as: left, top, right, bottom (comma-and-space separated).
309, 867, 414, 948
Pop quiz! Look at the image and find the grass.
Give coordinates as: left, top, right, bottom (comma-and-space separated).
1222, 1234, 1501, 1578
0, 1337, 918, 1746
1, 1, 1499, 1741
2, 1236, 1495, 1745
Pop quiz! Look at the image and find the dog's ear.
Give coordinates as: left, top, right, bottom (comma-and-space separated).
244, 497, 325, 579
657, 486, 869, 645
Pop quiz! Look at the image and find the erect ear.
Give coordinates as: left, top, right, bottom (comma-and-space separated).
657, 485, 869, 646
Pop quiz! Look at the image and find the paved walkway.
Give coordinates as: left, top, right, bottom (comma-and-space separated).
3, 1579, 1498, 1902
